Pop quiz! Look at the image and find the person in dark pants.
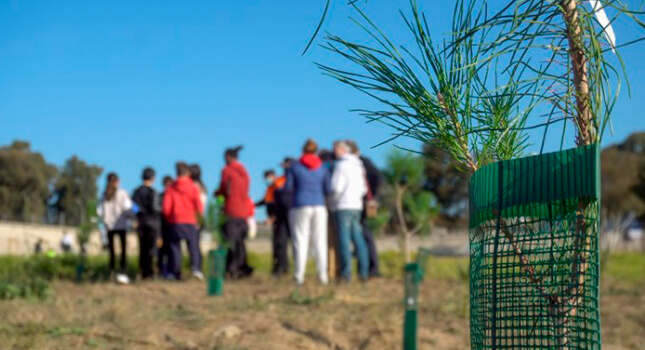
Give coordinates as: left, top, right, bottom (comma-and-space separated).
162, 162, 204, 280
346, 140, 382, 277
215, 146, 254, 279
271, 159, 294, 276
189, 163, 208, 276
132, 167, 162, 280
157, 175, 173, 277
98, 172, 133, 285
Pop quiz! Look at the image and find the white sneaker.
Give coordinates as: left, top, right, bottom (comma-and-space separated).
116, 273, 130, 285
192, 271, 204, 281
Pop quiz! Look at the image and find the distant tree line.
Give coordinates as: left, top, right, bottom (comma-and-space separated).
0, 132, 643, 229
0, 140, 102, 226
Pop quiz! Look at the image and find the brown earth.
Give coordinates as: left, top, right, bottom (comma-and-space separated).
0, 276, 643, 350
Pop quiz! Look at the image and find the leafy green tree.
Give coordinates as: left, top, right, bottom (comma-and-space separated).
601, 132, 645, 218
382, 150, 438, 262
422, 143, 469, 227
51, 156, 103, 226
0, 141, 57, 222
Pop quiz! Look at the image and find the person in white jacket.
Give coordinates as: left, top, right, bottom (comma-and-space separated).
97, 172, 133, 285
331, 140, 369, 282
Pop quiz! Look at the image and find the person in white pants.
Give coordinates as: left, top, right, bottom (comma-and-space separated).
285, 139, 332, 285
289, 206, 328, 285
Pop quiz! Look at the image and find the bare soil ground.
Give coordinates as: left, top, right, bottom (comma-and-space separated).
0, 273, 644, 350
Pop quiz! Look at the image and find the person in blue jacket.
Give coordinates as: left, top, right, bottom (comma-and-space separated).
285, 139, 331, 286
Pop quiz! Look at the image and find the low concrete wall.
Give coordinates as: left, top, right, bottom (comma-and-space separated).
0, 221, 104, 255
0, 220, 470, 256
3, 221, 640, 257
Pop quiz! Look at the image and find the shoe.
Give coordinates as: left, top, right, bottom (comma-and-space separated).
192, 270, 204, 281
116, 273, 130, 285
319, 276, 329, 285
294, 277, 304, 287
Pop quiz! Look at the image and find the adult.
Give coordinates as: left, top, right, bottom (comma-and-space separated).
319, 149, 340, 280
162, 162, 204, 280
286, 140, 331, 285
331, 141, 369, 282
157, 175, 173, 276
98, 172, 133, 285
190, 163, 208, 276
256, 170, 278, 218
272, 158, 294, 277
215, 146, 254, 279
132, 167, 162, 280
346, 140, 382, 277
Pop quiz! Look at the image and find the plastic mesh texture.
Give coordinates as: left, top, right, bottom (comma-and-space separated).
469, 144, 601, 349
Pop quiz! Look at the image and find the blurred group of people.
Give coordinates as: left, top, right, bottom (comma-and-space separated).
96, 146, 255, 284
258, 139, 381, 285
94, 139, 381, 286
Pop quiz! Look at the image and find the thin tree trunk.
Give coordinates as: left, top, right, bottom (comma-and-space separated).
559, 2, 597, 347
561, 0, 593, 146
394, 185, 411, 263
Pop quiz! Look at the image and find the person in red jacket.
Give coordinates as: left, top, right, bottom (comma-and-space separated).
215, 146, 254, 279
162, 162, 204, 280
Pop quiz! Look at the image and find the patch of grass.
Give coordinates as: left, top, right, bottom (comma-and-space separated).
1, 251, 642, 301
247, 252, 272, 275
159, 304, 205, 328
45, 326, 86, 338
287, 289, 334, 306
602, 253, 645, 286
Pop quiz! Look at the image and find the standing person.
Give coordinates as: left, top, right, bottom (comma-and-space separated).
286, 140, 331, 286
162, 162, 204, 280
256, 170, 278, 219
271, 158, 294, 277
214, 146, 254, 279
132, 167, 161, 280
319, 149, 339, 280
331, 141, 369, 282
257, 160, 293, 277
158, 175, 173, 277
190, 163, 207, 274
98, 172, 133, 285
346, 140, 382, 278
60, 231, 73, 253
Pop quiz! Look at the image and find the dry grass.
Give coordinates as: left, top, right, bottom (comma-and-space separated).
0, 255, 643, 349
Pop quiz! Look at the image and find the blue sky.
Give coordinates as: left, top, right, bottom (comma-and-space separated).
1, 0, 644, 203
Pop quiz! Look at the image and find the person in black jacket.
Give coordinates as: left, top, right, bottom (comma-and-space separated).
132, 167, 162, 280
271, 158, 294, 277
346, 140, 382, 278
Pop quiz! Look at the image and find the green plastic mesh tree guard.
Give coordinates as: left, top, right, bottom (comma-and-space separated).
469, 144, 601, 349
207, 249, 227, 296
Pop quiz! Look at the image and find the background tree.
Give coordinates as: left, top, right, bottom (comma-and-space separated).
0, 141, 57, 222
422, 143, 469, 228
51, 156, 103, 226
382, 150, 438, 262
601, 132, 645, 219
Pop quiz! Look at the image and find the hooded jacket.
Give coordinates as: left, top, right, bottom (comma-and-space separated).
285, 154, 331, 208
215, 161, 252, 219
331, 153, 368, 211
162, 176, 204, 225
